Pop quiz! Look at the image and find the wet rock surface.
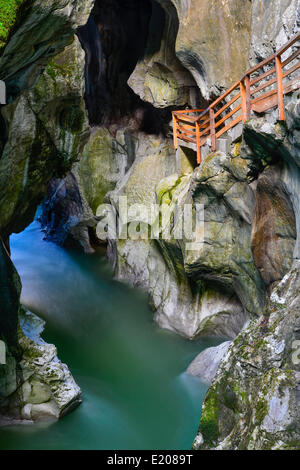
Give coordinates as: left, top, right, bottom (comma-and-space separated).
0, 0, 94, 421
0, 0, 300, 446
0, 36, 90, 239
194, 93, 300, 450
193, 261, 300, 450
0, 309, 81, 425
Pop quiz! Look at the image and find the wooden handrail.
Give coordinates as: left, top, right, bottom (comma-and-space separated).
173, 32, 300, 165
173, 108, 205, 114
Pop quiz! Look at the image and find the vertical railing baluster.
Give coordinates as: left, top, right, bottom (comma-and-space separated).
196, 120, 201, 165
245, 74, 251, 120
240, 79, 246, 123
173, 113, 178, 149
240, 76, 251, 123
209, 108, 216, 152
275, 55, 285, 121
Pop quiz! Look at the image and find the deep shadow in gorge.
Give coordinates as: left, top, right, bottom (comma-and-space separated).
77, 0, 185, 134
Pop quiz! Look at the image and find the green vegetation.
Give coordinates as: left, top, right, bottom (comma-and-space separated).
46, 60, 78, 84
0, 0, 26, 50
255, 398, 269, 424
199, 387, 220, 446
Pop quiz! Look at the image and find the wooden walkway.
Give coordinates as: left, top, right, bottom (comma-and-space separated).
172, 33, 300, 165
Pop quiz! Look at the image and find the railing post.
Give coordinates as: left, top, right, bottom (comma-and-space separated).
196, 121, 201, 165
209, 108, 216, 152
275, 55, 285, 121
172, 113, 178, 149
245, 74, 251, 120
240, 78, 251, 123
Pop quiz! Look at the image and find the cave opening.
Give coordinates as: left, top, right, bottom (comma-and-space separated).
77, 0, 203, 135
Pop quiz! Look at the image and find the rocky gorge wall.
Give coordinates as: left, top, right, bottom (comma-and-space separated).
0, 0, 300, 450
192, 91, 300, 450
77, 0, 300, 450
0, 0, 95, 422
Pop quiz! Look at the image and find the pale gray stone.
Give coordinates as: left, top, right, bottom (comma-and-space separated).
186, 341, 232, 384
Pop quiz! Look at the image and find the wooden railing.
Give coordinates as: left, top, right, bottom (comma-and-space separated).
172, 33, 300, 165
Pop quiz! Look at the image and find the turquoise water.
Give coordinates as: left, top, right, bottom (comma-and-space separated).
0, 222, 219, 450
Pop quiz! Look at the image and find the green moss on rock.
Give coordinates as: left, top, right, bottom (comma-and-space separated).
0, 0, 27, 51
199, 386, 220, 446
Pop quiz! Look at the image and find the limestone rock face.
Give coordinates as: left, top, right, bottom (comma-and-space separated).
187, 341, 232, 384
108, 132, 177, 276
0, 37, 90, 238
129, 0, 199, 108
0, 309, 81, 425
168, 0, 252, 98
109, 132, 177, 209
249, 0, 300, 65
184, 152, 266, 316
153, 0, 299, 101
0, 0, 95, 98
1, 0, 299, 437
38, 171, 98, 253
0, 239, 21, 355
78, 127, 131, 214
115, 237, 246, 339
0, 0, 93, 423
243, 93, 300, 260
194, 262, 300, 450
251, 166, 296, 286
106, 134, 248, 339
194, 94, 300, 450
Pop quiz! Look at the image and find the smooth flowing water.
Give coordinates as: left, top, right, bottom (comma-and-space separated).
0, 222, 220, 450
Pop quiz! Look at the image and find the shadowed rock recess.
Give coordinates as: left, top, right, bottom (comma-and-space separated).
0, 0, 300, 450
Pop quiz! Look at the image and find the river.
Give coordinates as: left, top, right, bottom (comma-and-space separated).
0, 222, 220, 450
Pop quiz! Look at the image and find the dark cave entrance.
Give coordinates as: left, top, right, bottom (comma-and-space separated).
77, 0, 203, 134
